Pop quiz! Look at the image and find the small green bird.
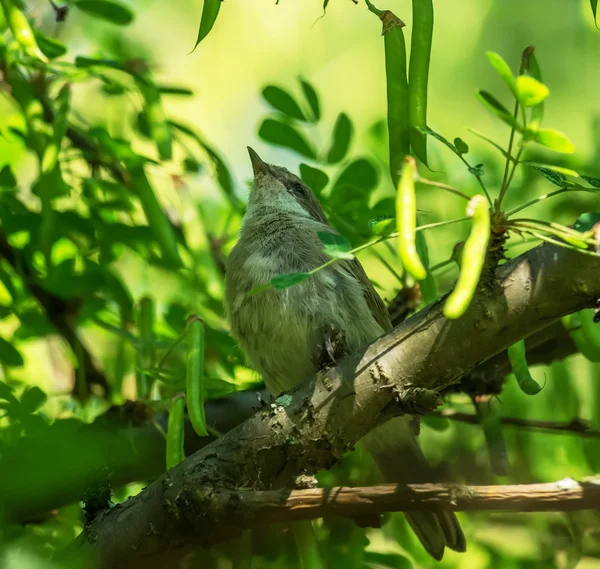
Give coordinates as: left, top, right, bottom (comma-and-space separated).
225, 147, 466, 560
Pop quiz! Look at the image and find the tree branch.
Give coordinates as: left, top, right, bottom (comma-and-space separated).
120, 478, 600, 529
431, 410, 600, 438
66, 242, 600, 568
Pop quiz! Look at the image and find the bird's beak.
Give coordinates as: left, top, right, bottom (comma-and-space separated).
247, 147, 271, 177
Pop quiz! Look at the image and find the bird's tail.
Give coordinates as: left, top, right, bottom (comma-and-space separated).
361, 416, 466, 561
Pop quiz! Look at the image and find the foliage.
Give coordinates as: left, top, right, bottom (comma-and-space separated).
0, 1, 600, 569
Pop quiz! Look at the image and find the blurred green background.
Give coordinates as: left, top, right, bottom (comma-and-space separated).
1, 0, 600, 568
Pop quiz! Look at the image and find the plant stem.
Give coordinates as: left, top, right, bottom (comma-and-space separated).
506, 187, 600, 217
364, 0, 383, 17
496, 101, 521, 209
416, 177, 471, 200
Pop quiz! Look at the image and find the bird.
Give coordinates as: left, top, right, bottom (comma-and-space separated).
224, 147, 466, 560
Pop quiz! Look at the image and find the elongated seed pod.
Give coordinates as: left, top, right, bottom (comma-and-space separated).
0, 0, 47, 62
186, 316, 209, 437
507, 340, 542, 395
408, 0, 434, 165
166, 396, 185, 470
381, 10, 409, 186
444, 195, 490, 319
396, 156, 427, 280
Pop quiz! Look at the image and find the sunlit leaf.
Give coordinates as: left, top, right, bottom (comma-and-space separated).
261, 86, 306, 121
326, 113, 353, 164
526, 51, 544, 128
192, 0, 222, 50
271, 272, 311, 290
317, 231, 354, 259
369, 216, 395, 236
534, 128, 575, 154
299, 78, 320, 122
515, 75, 549, 107
485, 51, 517, 95
74, 0, 134, 25
591, 0, 599, 29
299, 163, 328, 194
258, 119, 316, 159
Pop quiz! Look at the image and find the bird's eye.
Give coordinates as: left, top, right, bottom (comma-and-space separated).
291, 183, 308, 196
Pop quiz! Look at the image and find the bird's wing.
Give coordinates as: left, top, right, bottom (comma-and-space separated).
339, 256, 393, 333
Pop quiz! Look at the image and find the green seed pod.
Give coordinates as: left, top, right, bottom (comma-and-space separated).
0, 0, 47, 62
507, 339, 542, 395
408, 0, 433, 165
444, 195, 490, 319
166, 396, 185, 470
396, 156, 427, 280
186, 316, 209, 437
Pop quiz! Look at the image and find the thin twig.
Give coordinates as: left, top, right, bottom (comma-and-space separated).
157, 478, 600, 526
416, 177, 471, 200
430, 410, 600, 439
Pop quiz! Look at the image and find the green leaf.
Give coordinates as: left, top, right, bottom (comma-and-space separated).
271, 272, 311, 290
136, 73, 172, 160
261, 86, 306, 121
485, 51, 517, 95
21, 386, 47, 413
0, 337, 24, 367
0, 165, 17, 188
317, 231, 354, 259
581, 175, 600, 188
74, 0, 134, 25
34, 33, 67, 59
522, 161, 579, 186
299, 78, 320, 122
476, 90, 523, 131
326, 113, 353, 164
515, 75, 549, 107
592, 0, 599, 30
534, 128, 575, 154
369, 216, 395, 236
258, 119, 316, 159
526, 51, 544, 128
574, 212, 600, 232
299, 164, 328, 194
454, 137, 469, 155
192, 0, 222, 50
169, 120, 238, 208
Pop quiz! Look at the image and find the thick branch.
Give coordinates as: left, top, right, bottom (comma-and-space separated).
72, 243, 600, 568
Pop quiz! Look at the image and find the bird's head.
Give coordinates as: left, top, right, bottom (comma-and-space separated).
246, 147, 327, 223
